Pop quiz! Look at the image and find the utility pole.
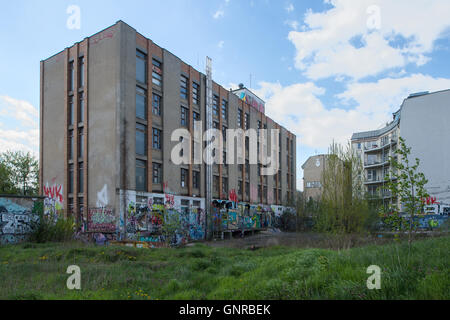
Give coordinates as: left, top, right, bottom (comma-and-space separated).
205, 56, 213, 240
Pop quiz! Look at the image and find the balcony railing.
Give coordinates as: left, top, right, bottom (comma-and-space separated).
368, 190, 392, 199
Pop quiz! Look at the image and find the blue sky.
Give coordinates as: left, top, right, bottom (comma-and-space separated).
1, 0, 450, 191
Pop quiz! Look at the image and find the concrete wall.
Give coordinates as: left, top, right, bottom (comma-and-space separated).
302, 155, 326, 201
0, 196, 43, 244
401, 90, 450, 204
41, 51, 66, 209
88, 23, 122, 211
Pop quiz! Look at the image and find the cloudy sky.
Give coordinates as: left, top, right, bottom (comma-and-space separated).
1, 0, 450, 190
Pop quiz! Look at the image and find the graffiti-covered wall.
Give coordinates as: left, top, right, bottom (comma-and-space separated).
0, 196, 44, 245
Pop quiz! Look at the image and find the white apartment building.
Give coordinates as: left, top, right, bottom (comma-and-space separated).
352, 89, 450, 209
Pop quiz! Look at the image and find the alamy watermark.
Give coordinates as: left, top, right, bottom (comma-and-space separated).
66, 5, 81, 30
366, 265, 381, 290
170, 122, 280, 176
66, 265, 81, 290
366, 5, 381, 31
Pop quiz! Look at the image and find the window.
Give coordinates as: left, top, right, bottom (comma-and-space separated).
180, 75, 188, 100
181, 106, 188, 126
222, 177, 228, 195
68, 164, 74, 194
78, 162, 84, 193
78, 197, 84, 215
237, 109, 242, 128
136, 50, 147, 84
223, 151, 227, 168
213, 121, 219, 129
193, 111, 200, 128
69, 96, 74, 126
181, 200, 190, 213
181, 168, 188, 188
136, 123, 146, 156
213, 95, 219, 117
214, 176, 219, 193
136, 87, 147, 120
152, 59, 162, 86
78, 92, 85, 123
264, 186, 267, 201
221, 99, 228, 122
239, 164, 243, 172
193, 200, 201, 208
244, 113, 249, 130
245, 159, 250, 176
193, 171, 200, 189
368, 170, 377, 181
68, 198, 74, 214
245, 182, 250, 197
367, 154, 377, 165
152, 163, 162, 184
222, 126, 227, 142
152, 93, 161, 116
69, 130, 74, 160
192, 82, 199, 105
78, 56, 85, 88
238, 181, 243, 195
245, 136, 249, 152
193, 111, 200, 122
258, 185, 262, 200
136, 159, 147, 191
78, 128, 84, 159
69, 61, 74, 92
153, 128, 161, 150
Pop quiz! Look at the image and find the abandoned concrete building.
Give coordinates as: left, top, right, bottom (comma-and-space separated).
39, 21, 297, 240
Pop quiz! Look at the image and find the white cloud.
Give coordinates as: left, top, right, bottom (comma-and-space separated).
285, 20, 299, 30
288, 0, 450, 80
285, 3, 294, 13
213, 10, 224, 19
252, 74, 450, 149
0, 96, 39, 156
218, 40, 225, 49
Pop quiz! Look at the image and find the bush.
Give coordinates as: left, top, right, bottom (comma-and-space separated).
29, 212, 76, 243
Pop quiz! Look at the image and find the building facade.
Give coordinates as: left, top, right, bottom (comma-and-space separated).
40, 21, 297, 233
352, 89, 450, 209
301, 154, 327, 201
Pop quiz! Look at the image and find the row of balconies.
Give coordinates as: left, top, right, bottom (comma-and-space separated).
364, 135, 398, 152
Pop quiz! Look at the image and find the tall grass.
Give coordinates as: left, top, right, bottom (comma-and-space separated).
0, 236, 448, 300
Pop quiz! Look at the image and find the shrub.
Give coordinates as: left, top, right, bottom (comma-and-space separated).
29, 212, 76, 243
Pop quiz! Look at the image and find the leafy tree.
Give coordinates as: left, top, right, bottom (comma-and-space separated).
0, 150, 39, 195
316, 141, 368, 234
0, 158, 17, 194
382, 137, 429, 247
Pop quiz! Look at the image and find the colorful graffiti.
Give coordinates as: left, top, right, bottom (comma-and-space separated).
43, 181, 63, 213
212, 201, 275, 234
124, 199, 206, 245
0, 197, 41, 245
87, 207, 115, 233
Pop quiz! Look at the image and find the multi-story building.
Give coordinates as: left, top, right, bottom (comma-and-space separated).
39, 21, 297, 231
301, 154, 327, 201
352, 89, 450, 209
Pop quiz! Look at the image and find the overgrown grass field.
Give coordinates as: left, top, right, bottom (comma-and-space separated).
0, 236, 448, 300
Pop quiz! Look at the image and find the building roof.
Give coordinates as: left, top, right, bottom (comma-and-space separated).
301, 154, 327, 169
351, 116, 400, 141
351, 88, 450, 142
